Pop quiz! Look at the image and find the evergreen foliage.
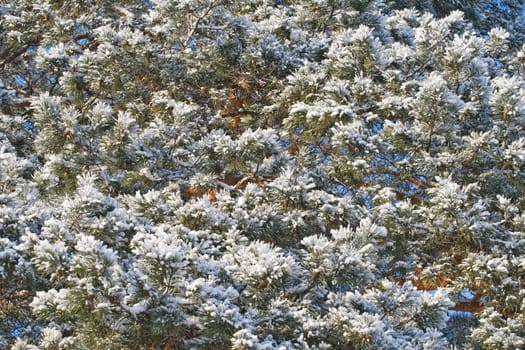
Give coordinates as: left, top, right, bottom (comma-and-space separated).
1, 0, 525, 348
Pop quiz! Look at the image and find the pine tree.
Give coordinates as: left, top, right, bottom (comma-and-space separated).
1, 0, 525, 349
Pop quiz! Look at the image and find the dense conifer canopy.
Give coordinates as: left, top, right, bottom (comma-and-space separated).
1, 0, 525, 349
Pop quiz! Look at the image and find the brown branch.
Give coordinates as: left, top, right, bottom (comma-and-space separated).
184, 1, 219, 48
13, 98, 32, 108
376, 168, 432, 189
320, 4, 336, 34
0, 43, 36, 70
426, 125, 434, 152
0, 31, 91, 71
406, 175, 430, 189
450, 300, 483, 313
